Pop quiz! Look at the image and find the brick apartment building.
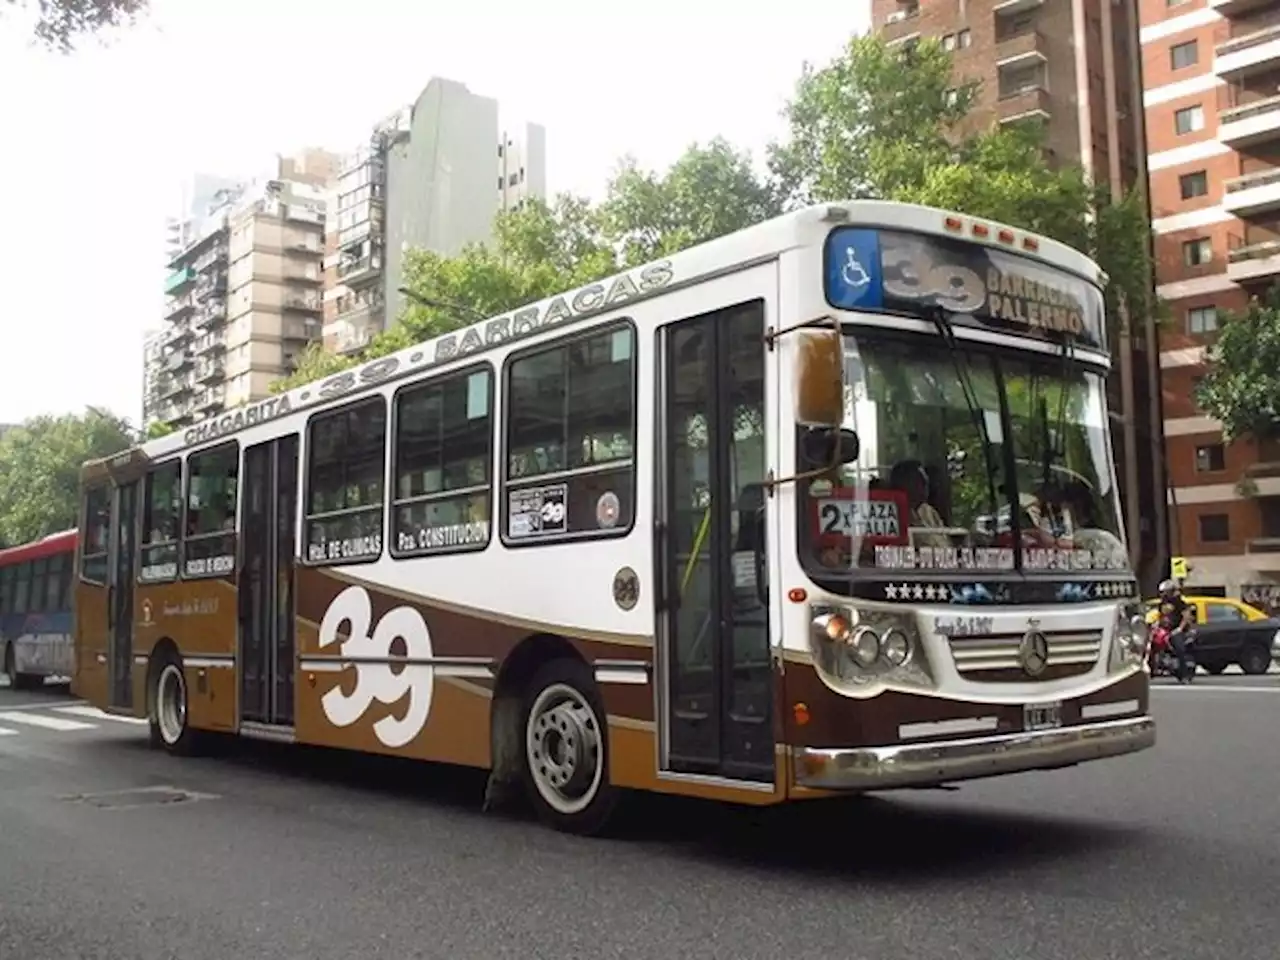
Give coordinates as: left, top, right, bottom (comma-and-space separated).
1141, 0, 1280, 609
874, 0, 1169, 589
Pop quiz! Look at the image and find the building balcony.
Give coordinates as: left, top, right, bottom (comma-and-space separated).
336, 253, 382, 286
1212, 0, 1273, 15
162, 348, 192, 371
288, 236, 323, 255
1217, 21, 1280, 79
285, 204, 324, 225
1219, 93, 1280, 147
994, 0, 1043, 14
283, 264, 321, 284
192, 244, 228, 273
164, 320, 194, 346
283, 293, 321, 313
164, 294, 195, 320
1223, 167, 1280, 216
998, 85, 1051, 123
195, 299, 226, 328
193, 332, 226, 356
1245, 439, 1280, 479
195, 359, 224, 384
1227, 235, 1280, 282
160, 376, 193, 399
195, 387, 226, 413
194, 273, 228, 301
996, 29, 1048, 70
164, 266, 196, 294
283, 318, 320, 341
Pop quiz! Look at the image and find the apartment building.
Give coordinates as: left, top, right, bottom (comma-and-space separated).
322, 77, 547, 357
140, 329, 165, 427
153, 153, 339, 429
874, 0, 1169, 589
1142, 0, 1280, 608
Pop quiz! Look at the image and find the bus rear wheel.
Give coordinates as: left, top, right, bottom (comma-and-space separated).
521, 658, 619, 835
149, 657, 197, 755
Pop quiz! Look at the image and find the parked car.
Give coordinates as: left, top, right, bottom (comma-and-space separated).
1144, 595, 1280, 675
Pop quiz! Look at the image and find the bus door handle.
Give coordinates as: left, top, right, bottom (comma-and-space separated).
106, 585, 114, 628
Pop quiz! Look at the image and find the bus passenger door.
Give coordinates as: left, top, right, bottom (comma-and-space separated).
108, 480, 139, 710
238, 436, 299, 729
657, 295, 774, 783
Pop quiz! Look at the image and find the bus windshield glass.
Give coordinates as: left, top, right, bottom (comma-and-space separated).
800, 332, 1129, 578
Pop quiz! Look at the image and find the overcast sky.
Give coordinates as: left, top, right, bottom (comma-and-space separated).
0, 1, 868, 427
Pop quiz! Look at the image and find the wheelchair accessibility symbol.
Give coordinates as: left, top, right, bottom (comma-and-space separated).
842, 247, 870, 290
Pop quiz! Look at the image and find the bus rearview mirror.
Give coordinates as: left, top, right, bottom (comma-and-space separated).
794, 327, 844, 427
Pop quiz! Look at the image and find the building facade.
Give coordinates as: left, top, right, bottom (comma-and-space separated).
874, 0, 1169, 589
152, 153, 338, 430
322, 77, 547, 357
1141, 0, 1280, 607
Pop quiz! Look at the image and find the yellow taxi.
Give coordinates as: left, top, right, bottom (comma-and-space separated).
1143, 594, 1279, 675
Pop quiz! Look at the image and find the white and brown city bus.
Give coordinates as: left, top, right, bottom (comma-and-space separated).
73, 201, 1155, 834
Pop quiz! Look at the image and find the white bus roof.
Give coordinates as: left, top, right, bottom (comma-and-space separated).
124, 200, 1105, 466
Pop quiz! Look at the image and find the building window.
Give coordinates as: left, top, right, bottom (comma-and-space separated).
1179, 170, 1208, 199
1188, 305, 1219, 334
944, 87, 961, 107
958, 29, 971, 49
1183, 237, 1213, 266
183, 442, 238, 578
141, 461, 183, 582
1195, 443, 1225, 472
1170, 40, 1198, 70
503, 322, 636, 545
1198, 513, 1230, 543
391, 366, 493, 557
943, 33, 956, 51
1175, 104, 1205, 135
304, 398, 386, 564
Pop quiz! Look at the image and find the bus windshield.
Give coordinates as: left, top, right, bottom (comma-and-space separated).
799, 331, 1129, 580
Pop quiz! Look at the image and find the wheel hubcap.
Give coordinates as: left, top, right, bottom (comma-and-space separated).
526, 683, 603, 816
157, 666, 186, 745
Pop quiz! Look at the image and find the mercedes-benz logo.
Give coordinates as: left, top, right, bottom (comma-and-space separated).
1018, 629, 1050, 678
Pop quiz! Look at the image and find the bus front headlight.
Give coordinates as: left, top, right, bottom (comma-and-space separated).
809, 605, 933, 694
1109, 601, 1148, 672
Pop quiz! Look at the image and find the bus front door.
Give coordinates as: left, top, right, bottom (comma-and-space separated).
108, 480, 139, 710
657, 294, 774, 784
238, 435, 299, 730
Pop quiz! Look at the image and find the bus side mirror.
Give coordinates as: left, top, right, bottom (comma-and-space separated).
799, 427, 860, 468
794, 327, 844, 427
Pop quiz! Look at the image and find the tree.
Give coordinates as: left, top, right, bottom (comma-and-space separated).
769, 33, 1158, 331
3, 0, 146, 52
599, 138, 782, 266
0, 408, 134, 546
1195, 285, 1280, 442
145, 420, 175, 439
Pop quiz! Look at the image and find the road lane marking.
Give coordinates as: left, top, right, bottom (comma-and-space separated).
0, 727, 16, 736
1152, 684, 1280, 694
0, 711, 96, 731
0, 699, 89, 712
54, 705, 148, 725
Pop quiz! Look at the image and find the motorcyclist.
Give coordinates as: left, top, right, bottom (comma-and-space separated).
1155, 579, 1196, 677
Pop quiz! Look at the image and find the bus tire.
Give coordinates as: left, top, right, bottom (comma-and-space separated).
520, 658, 619, 836
149, 655, 198, 756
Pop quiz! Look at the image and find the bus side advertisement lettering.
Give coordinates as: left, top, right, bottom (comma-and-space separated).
307, 533, 383, 564
183, 555, 234, 577
396, 522, 488, 553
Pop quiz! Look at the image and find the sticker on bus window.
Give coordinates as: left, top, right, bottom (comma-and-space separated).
812, 488, 909, 546
508, 484, 568, 539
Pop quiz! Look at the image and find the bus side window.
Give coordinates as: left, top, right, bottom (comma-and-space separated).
502, 322, 636, 545
13, 561, 31, 614
141, 461, 183, 582
44, 554, 64, 612
391, 365, 492, 558
183, 443, 239, 578
304, 397, 387, 565
80, 485, 111, 583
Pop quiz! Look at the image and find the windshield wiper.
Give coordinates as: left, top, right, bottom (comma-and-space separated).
926, 305, 1001, 520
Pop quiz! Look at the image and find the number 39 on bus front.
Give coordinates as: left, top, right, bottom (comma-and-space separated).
72, 201, 1154, 834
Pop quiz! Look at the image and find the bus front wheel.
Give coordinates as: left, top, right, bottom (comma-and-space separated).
149, 656, 197, 755
520, 658, 619, 835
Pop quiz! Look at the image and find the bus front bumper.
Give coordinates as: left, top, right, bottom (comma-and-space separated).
794, 715, 1156, 792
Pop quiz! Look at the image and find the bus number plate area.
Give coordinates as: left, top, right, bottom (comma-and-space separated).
1023, 701, 1063, 731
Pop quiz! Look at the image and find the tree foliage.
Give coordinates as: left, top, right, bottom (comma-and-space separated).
0, 409, 135, 547
1195, 286, 1280, 442
3, 0, 146, 52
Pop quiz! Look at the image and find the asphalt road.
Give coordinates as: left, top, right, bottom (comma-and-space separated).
2, 674, 1278, 960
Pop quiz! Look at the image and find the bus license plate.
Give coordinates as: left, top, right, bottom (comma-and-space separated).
1023, 702, 1062, 731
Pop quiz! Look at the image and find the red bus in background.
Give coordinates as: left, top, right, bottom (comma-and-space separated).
0, 529, 77, 688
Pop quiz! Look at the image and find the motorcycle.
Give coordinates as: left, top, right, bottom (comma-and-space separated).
1149, 626, 1197, 683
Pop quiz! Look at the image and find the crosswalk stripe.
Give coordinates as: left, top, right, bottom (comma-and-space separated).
0, 727, 16, 736
0, 711, 96, 731
54, 705, 148, 725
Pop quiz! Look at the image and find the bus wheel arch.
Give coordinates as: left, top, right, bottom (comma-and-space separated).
489, 634, 582, 790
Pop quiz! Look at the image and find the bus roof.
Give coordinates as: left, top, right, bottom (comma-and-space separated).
0, 529, 77, 567
97, 200, 1106, 472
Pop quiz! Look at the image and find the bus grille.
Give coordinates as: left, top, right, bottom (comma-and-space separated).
946, 629, 1104, 682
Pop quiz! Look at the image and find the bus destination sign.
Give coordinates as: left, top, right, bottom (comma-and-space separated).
824, 226, 1105, 352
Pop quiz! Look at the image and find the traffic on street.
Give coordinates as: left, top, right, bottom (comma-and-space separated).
2, 668, 1277, 960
